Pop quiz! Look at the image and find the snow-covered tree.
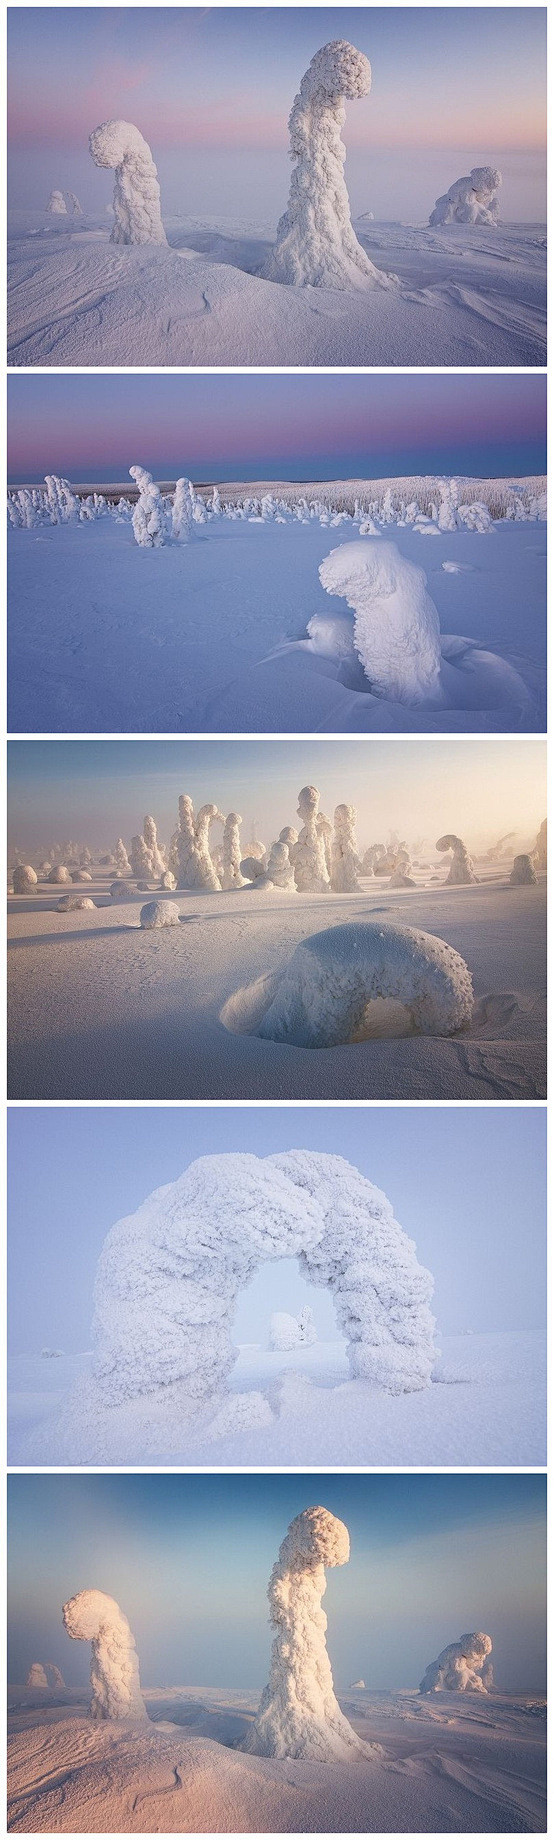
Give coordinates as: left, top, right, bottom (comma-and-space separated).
430, 167, 501, 226
330, 804, 362, 893
172, 478, 196, 542
533, 819, 547, 871
265, 840, 296, 890
143, 815, 166, 878
263, 42, 393, 290
319, 540, 444, 707
240, 854, 267, 883
510, 853, 537, 885
436, 834, 478, 885
130, 832, 153, 879
420, 1633, 493, 1695
89, 120, 167, 245
292, 786, 331, 892
160, 869, 176, 890
221, 812, 245, 890
44, 475, 79, 524
243, 1507, 377, 1759
46, 190, 67, 214
361, 843, 385, 876
62, 1589, 148, 1721
114, 838, 132, 877
389, 848, 416, 888
12, 864, 38, 893
26, 1662, 65, 1690
269, 1306, 317, 1350
67, 192, 83, 215
130, 466, 169, 547
56, 895, 96, 911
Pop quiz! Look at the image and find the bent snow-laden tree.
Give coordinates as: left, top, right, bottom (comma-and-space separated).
420, 1632, 493, 1695
429, 166, 501, 227
436, 834, 478, 885
264, 41, 391, 290
319, 541, 444, 707
63, 1589, 147, 1721
89, 120, 167, 245
26, 1662, 65, 1690
243, 1507, 378, 1760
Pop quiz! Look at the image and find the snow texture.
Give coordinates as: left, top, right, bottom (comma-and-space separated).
420, 1633, 493, 1695
139, 899, 179, 928
26, 1663, 65, 1690
269, 1307, 317, 1351
89, 121, 167, 246
62, 1589, 148, 1722
46, 190, 67, 215
12, 865, 37, 893
86, 1148, 436, 1414
510, 854, 537, 886
222, 813, 245, 890
330, 805, 362, 893
292, 787, 331, 892
263, 42, 391, 291
436, 834, 478, 885
319, 540, 444, 706
430, 167, 502, 227
243, 1506, 377, 1760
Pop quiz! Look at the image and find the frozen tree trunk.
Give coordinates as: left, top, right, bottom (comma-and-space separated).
436, 834, 478, 885
292, 786, 331, 892
420, 1633, 493, 1694
243, 1507, 376, 1759
319, 540, 445, 707
89, 120, 167, 245
130, 466, 169, 546
510, 853, 537, 885
222, 812, 245, 889
330, 804, 362, 892
263, 42, 393, 290
63, 1590, 148, 1721
430, 167, 501, 226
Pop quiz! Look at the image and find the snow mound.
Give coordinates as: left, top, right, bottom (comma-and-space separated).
89, 120, 167, 246
47, 865, 71, 884
430, 167, 501, 227
139, 900, 179, 929
56, 896, 96, 912
63, 1589, 148, 1721
510, 853, 537, 885
319, 540, 444, 706
420, 1632, 493, 1694
222, 920, 474, 1048
12, 865, 37, 893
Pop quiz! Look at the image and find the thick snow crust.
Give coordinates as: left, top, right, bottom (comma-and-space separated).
63, 1590, 147, 1721
244, 1507, 379, 1761
89, 121, 167, 246
420, 1633, 493, 1695
430, 168, 502, 227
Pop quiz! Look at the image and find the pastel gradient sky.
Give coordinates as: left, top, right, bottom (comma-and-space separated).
7, 374, 547, 485
7, 8, 546, 220
8, 1473, 546, 1693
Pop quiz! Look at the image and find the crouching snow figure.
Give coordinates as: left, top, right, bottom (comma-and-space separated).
89, 120, 167, 245
331, 804, 362, 892
243, 1507, 378, 1760
62, 1589, 148, 1721
430, 166, 501, 227
263, 42, 392, 291
292, 786, 331, 892
510, 853, 537, 886
319, 541, 444, 707
437, 834, 478, 885
420, 1632, 493, 1695
269, 1306, 317, 1350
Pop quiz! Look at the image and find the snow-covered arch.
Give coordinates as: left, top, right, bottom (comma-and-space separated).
90, 1150, 436, 1412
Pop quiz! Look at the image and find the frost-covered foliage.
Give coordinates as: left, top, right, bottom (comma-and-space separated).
143, 815, 165, 879
510, 853, 537, 886
362, 843, 385, 876
46, 190, 67, 214
389, 848, 416, 888
420, 1633, 493, 1695
436, 834, 478, 885
533, 819, 547, 871
89, 120, 167, 246
140, 899, 179, 928
430, 167, 502, 227
56, 895, 95, 912
292, 786, 331, 892
222, 812, 245, 890
231, 919, 474, 1049
330, 804, 362, 892
171, 794, 222, 890
87, 1147, 436, 1415
130, 466, 169, 547
115, 838, 132, 877
47, 865, 71, 884
171, 477, 196, 542
62, 1589, 147, 1721
12, 864, 38, 893
26, 1662, 65, 1690
243, 1506, 377, 1760
264, 41, 391, 291
269, 1306, 317, 1350
319, 540, 444, 706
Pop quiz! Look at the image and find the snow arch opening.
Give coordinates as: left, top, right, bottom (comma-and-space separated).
90, 1149, 436, 1413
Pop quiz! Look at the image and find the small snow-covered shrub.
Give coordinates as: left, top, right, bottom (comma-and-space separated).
115, 837, 132, 877
140, 900, 179, 928
420, 1633, 493, 1695
241, 855, 267, 883
110, 880, 133, 900
48, 865, 71, 884
510, 854, 537, 886
56, 896, 95, 912
319, 540, 444, 707
436, 834, 478, 885
63, 1589, 148, 1721
330, 804, 362, 893
534, 819, 547, 871
89, 120, 167, 246
12, 864, 38, 893
265, 840, 296, 890
243, 1506, 377, 1760
430, 167, 501, 226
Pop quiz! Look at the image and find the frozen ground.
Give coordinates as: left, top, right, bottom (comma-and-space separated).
7, 213, 546, 367
7, 513, 546, 734
8, 1329, 545, 1468
7, 1687, 546, 1831
6, 872, 546, 1099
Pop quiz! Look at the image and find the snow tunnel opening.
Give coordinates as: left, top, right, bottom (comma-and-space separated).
350, 995, 416, 1041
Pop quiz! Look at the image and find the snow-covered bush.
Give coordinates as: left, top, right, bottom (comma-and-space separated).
420, 1633, 493, 1694
89, 120, 167, 245
130, 466, 169, 547
12, 864, 38, 893
140, 899, 179, 928
56, 895, 95, 912
46, 190, 67, 214
430, 167, 501, 226
319, 540, 444, 707
115, 838, 132, 877
62, 1589, 148, 1721
510, 853, 537, 885
110, 880, 133, 900
362, 843, 385, 876
269, 1306, 316, 1350
389, 848, 416, 888
330, 804, 362, 893
457, 500, 492, 532
292, 786, 331, 892
47, 865, 71, 884
130, 832, 153, 878
222, 812, 245, 890
225, 919, 474, 1050
436, 834, 478, 885
26, 1662, 65, 1690
243, 1506, 377, 1760
533, 819, 547, 871
264, 42, 392, 291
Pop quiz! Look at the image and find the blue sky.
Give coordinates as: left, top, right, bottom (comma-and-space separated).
8, 1106, 545, 1355
8, 1472, 546, 1693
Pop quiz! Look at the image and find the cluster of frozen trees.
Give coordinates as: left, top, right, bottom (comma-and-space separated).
26, 1661, 65, 1690
430, 167, 502, 227
420, 1633, 493, 1694
46, 190, 82, 215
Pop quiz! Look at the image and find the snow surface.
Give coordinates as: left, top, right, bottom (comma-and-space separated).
7, 213, 546, 366
7, 1688, 546, 1831
7, 508, 545, 733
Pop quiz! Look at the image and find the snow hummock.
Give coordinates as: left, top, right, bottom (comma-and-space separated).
89, 120, 167, 246
63, 1589, 148, 1722
55, 895, 95, 912
430, 167, 502, 227
319, 540, 444, 706
510, 853, 537, 885
420, 1633, 493, 1695
243, 1506, 379, 1760
139, 899, 179, 928
12, 865, 37, 894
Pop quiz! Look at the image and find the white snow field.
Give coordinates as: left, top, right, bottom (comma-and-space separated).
7, 1685, 546, 1832
7, 488, 546, 733
7, 870, 546, 1101
6, 212, 546, 366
